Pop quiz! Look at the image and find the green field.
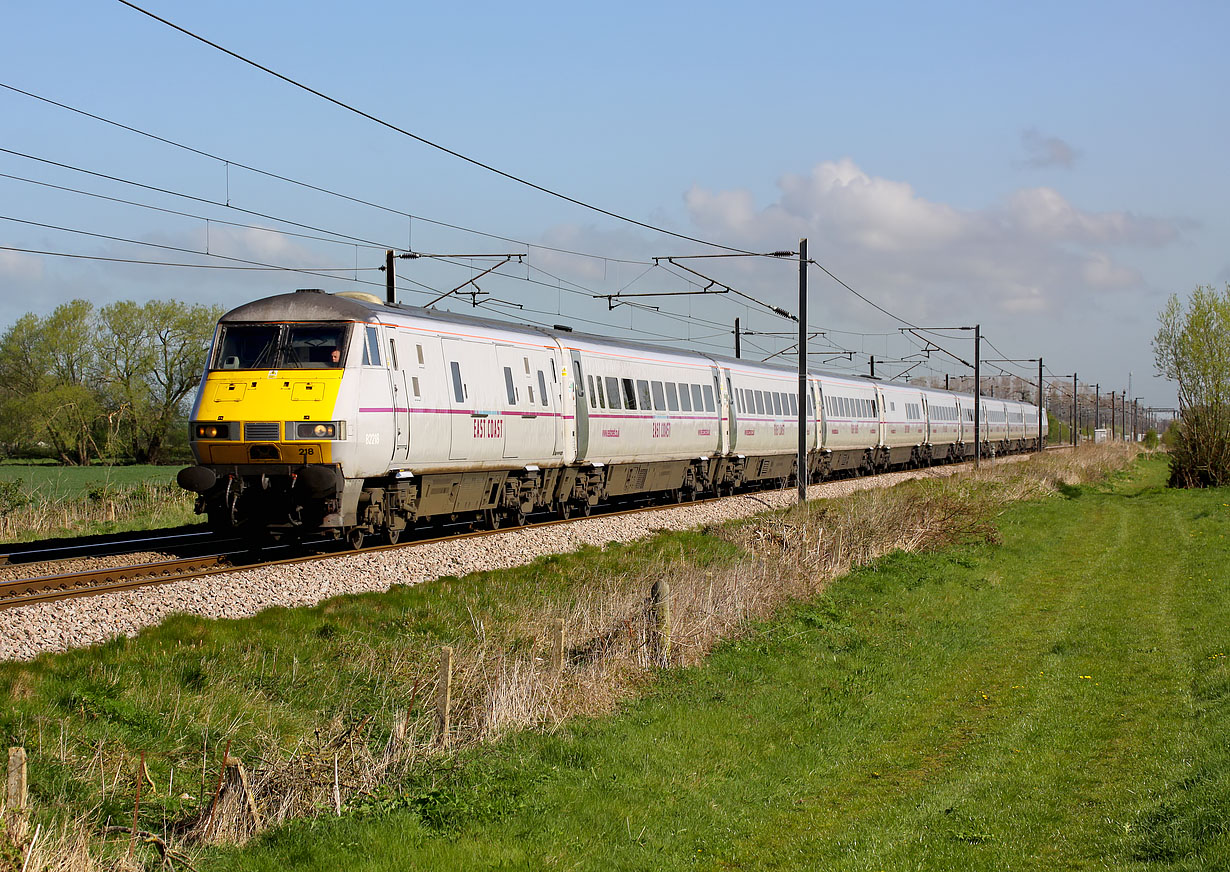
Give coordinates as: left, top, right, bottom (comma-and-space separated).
0, 462, 180, 500
0, 462, 196, 542
197, 455, 1227, 871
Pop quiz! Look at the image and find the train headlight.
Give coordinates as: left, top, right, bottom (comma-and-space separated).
193, 422, 232, 439
293, 421, 342, 439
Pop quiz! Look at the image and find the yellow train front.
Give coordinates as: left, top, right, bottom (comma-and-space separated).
178, 290, 397, 542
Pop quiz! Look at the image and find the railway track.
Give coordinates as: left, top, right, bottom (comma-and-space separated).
0, 527, 218, 567
0, 495, 727, 611
0, 447, 1068, 612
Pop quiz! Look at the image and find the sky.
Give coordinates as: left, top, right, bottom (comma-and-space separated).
3, 0, 1228, 410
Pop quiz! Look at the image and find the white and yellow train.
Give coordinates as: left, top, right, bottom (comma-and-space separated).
177, 289, 1047, 545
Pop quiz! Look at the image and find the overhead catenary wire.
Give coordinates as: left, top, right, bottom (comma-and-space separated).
113, 0, 771, 256
0, 80, 650, 266
3, 80, 920, 357
3, 66, 1064, 384
0, 244, 379, 271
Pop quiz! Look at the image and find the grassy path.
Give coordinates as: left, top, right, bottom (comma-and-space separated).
195, 457, 1227, 869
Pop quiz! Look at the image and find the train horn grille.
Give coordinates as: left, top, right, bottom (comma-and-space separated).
244, 422, 280, 441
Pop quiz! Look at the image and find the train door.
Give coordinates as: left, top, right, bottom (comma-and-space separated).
813, 380, 826, 450
713, 366, 730, 455
356, 324, 396, 475
496, 345, 557, 461
569, 353, 590, 461
874, 385, 887, 447
440, 337, 502, 463
385, 327, 409, 463
724, 369, 737, 452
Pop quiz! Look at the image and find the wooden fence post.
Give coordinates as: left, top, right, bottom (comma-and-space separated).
550, 618, 565, 676
650, 580, 671, 666
6, 747, 27, 812
437, 646, 453, 746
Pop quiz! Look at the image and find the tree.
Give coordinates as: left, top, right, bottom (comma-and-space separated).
1152, 284, 1230, 487
0, 298, 220, 465
95, 300, 221, 463
0, 301, 103, 464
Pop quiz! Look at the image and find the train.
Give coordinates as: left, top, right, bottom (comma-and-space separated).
177, 289, 1047, 546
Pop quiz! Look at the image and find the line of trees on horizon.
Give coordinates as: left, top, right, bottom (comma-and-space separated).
0, 299, 222, 466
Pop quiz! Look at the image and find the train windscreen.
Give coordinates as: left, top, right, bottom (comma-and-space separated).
213, 323, 352, 370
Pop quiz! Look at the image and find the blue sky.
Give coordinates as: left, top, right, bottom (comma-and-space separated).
3, 0, 1228, 407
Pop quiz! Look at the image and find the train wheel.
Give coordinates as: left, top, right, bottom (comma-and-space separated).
672, 489, 684, 503
346, 528, 364, 550
579, 500, 592, 517
510, 508, 527, 527
559, 501, 573, 520
485, 509, 502, 530
386, 526, 401, 546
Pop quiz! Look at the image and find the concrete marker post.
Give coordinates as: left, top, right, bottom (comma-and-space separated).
650, 580, 671, 666
550, 618, 565, 676
437, 646, 453, 746
6, 747, 27, 812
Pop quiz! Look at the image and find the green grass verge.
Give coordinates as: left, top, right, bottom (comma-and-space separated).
195, 455, 1229, 871
0, 531, 742, 839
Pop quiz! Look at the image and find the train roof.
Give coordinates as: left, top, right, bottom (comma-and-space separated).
220, 290, 1035, 408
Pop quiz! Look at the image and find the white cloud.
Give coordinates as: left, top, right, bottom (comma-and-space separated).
1018, 128, 1080, 169
682, 158, 1179, 318
0, 247, 44, 281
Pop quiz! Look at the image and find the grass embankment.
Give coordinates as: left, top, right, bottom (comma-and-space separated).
213, 453, 1225, 871
0, 463, 195, 542
5, 449, 1226, 869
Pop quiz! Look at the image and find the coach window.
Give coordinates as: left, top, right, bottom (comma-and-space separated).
690, 384, 703, 410
651, 381, 666, 411
773, 393, 783, 416
539, 371, 549, 406
678, 383, 692, 411
621, 378, 637, 410
753, 391, 764, 415
665, 383, 679, 411
587, 375, 597, 408
637, 380, 652, 411
416, 344, 425, 366
523, 356, 530, 374
411, 376, 421, 400
504, 367, 517, 405
606, 377, 622, 409
734, 390, 744, 414
595, 376, 607, 409
702, 385, 715, 413
388, 338, 399, 370
789, 394, 798, 415
450, 361, 465, 403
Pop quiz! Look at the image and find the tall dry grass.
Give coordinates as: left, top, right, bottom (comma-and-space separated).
11, 444, 1137, 868
0, 482, 194, 541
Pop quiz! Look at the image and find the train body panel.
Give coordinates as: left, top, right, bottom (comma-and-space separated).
875, 382, 928, 465
920, 388, 962, 456
814, 374, 879, 471
563, 336, 721, 466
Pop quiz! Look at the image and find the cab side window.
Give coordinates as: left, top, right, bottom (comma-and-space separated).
361, 326, 382, 366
